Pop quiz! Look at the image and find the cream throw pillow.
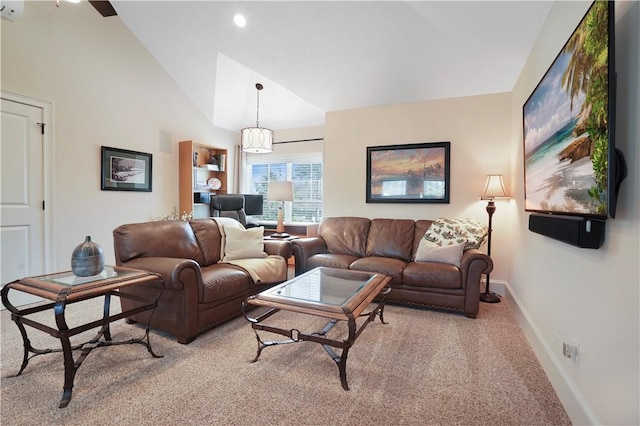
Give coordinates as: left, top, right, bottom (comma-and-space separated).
222, 226, 267, 261
216, 217, 246, 230
415, 239, 464, 267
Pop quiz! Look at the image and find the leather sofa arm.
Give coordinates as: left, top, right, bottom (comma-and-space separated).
264, 240, 291, 259
118, 256, 202, 342
291, 237, 328, 276
117, 257, 202, 292
459, 249, 493, 287
459, 248, 493, 317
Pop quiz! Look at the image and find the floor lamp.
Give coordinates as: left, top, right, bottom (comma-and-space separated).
267, 181, 294, 238
479, 174, 510, 303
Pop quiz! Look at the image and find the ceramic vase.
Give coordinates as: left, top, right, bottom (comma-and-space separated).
71, 236, 105, 277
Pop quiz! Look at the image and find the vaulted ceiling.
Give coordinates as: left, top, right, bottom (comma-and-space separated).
110, 1, 555, 133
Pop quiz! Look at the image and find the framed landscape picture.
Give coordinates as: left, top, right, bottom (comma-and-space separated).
366, 142, 450, 203
101, 146, 152, 192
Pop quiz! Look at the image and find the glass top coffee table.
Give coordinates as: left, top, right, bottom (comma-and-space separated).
242, 267, 391, 390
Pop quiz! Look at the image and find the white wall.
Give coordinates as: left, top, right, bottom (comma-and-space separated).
1, 1, 238, 268
509, 2, 639, 425
324, 93, 514, 282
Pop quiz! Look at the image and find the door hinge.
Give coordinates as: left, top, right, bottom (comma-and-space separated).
36, 122, 45, 135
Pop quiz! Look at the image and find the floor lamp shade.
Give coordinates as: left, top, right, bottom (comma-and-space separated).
480, 174, 510, 200
267, 181, 294, 236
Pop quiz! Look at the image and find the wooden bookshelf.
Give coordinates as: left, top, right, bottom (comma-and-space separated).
179, 140, 228, 219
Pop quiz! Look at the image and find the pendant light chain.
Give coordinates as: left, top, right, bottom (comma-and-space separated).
256, 87, 260, 127
255, 82, 263, 127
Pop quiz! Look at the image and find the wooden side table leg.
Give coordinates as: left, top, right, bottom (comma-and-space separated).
102, 293, 112, 341
54, 290, 76, 408
58, 335, 75, 408
14, 320, 32, 376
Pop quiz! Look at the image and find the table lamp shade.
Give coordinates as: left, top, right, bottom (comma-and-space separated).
267, 181, 294, 202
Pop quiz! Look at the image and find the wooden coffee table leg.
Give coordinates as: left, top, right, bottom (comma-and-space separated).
338, 348, 350, 390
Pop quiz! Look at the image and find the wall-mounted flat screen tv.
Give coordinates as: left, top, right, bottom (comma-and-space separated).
523, 1, 626, 219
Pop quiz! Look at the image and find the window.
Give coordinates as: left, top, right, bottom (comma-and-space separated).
247, 156, 323, 223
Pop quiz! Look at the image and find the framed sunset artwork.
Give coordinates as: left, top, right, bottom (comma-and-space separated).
366, 142, 450, 203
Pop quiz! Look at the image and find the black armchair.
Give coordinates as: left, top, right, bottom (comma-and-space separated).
210, 194, 261, 228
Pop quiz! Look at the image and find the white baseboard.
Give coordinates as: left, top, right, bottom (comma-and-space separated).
502, 282, 598, 425
481, 277, 506, 296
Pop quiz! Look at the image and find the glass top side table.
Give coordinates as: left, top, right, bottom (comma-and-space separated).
1, 265, 164, 408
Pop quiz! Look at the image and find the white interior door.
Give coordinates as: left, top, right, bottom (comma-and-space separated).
1, 98, 45, 308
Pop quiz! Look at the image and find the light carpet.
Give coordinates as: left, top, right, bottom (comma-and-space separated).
1, 296, 571, 425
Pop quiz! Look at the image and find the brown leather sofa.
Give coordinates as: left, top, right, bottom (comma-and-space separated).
291, 217, 493, 318
113, 218, 291, 344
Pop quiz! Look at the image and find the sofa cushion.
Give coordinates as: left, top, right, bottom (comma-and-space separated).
222, 226, 267, 261
423, 217, 488, 250
307, 253, 360, 271
402, 261, 462, 289
319, 217, 371, 257
365, 219, 415, 261
200, 264, 251, 304
415, 239, 464, 267
349, 256, 407, 286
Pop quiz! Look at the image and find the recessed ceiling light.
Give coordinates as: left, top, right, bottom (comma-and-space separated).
233, 14, 246, 28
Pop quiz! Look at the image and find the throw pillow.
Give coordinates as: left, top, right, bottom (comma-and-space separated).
216, 217, 245, 230
424, 217, 488, 250
222, 226, 267, 261
415, 239, 465, 267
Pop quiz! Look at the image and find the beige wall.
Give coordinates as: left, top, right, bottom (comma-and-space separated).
324, 93, 514, 282
1, 1, 238, 268
508, 2, 639, 425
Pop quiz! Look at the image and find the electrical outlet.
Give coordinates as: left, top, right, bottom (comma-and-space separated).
562, 342, 578, 360
553, 330, 579, 361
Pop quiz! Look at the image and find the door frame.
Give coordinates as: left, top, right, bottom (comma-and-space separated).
1, 90, 55, 274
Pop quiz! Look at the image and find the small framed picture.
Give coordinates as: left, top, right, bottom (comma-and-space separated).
101, 146, 152, 192
366, 142, 450, 203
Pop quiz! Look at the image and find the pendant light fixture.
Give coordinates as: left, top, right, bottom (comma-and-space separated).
241, 83, 273, 153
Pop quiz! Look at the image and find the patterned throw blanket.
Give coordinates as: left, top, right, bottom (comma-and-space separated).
213, 217, 287, 285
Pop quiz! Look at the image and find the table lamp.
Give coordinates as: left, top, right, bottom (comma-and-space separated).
267, 181, 293, 238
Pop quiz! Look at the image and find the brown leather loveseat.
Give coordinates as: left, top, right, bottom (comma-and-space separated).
113, 218, 290, 344
291, 217, 493, 318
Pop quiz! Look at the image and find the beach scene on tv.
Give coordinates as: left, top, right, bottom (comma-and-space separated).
523, 2, 609, 216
